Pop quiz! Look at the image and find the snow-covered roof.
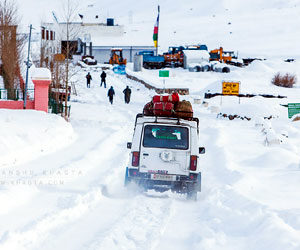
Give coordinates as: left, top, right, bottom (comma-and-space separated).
183, 50, 210, 60
91, 24, 154, 47
91, 35, 154, 47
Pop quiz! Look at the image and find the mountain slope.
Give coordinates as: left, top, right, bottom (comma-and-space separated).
17, 0, 300, 58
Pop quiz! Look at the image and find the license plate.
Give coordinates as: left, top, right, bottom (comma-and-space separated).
151, 174, 176, 181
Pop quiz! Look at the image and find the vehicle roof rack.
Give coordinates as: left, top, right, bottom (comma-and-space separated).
135, 113, 199, 128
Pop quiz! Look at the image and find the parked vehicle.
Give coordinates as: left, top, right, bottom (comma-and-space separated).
138, 51, 165, 69
109, 48, 127, 65
139, 45, 208, 69
82, 55, 97, 65
125, 94, 205, 200
163, 46, 185, 67
209, 47, 243, 67
185, 44, 208, 51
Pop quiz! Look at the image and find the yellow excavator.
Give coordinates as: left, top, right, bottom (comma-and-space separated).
109, 48, 127, 65
209, 47, 232, 63
209, 47, 243, 67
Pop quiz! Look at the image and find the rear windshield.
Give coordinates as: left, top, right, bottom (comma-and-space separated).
143, 125, 189, 150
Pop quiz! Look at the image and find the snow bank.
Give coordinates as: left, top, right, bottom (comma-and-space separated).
217, 97, 286, 119
0, 110, 75, 167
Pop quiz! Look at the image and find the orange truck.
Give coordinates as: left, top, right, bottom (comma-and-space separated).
163, 46, 185, 67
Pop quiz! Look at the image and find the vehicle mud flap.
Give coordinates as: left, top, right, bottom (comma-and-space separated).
124, 167, 131, 186
196, 172, 201, 192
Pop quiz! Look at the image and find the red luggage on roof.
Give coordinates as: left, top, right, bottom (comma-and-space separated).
143, 101, 154, 116
153, 93, 179, 103
143, 93, 193, 119
153, 102, 174, 116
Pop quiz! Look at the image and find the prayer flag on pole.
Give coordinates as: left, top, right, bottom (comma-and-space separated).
153, 6, 160, 48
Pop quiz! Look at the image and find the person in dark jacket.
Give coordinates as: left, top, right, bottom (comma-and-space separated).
100, 70, 107, 88
86, 72, 92, 88
123, 86, 131, 104
107, 86, 115, 104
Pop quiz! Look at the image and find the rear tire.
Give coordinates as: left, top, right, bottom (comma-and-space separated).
143, 63, 150, 69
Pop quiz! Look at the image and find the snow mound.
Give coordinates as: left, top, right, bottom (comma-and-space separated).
245, 60, 274, 73
218, 96, 286, 119
0, 110, 75, 167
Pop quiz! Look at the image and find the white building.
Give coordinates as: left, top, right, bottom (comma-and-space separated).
41, 4, 155, 64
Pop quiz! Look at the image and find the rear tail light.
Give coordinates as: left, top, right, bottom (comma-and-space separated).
132, 152, 140, 167
190, 155, 197, 171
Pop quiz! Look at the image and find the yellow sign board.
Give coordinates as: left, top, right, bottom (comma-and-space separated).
222, 81, 240, 95
54, 54, 66, 62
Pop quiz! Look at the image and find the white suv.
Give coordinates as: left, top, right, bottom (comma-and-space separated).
125, 113, 205, 200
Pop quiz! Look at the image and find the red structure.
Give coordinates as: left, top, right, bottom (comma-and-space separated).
0, 68, 51, 112
0, 100, 34, 109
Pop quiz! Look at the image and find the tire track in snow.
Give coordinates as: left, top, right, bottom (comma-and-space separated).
84, 194, 175, 250
200, 124, 241, 192
0, 110, 134, 249
161, 119, 300, 250
0, 187, 105, 250
0, 128, 132, 250
0, 69, 149, 249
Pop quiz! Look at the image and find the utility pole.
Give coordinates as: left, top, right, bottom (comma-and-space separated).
65, 0, 70, 120
24, 24, 33, 109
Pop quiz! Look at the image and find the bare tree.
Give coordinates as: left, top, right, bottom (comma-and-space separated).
47, 0, 80, 120
40, 0, 80, 119
0, 0, 24, 100
60, 0, 80, 120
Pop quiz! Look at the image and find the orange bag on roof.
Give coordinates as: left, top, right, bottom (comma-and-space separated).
174, 100, 193, 119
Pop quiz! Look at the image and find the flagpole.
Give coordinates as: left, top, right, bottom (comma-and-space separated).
156, 5, 160, 56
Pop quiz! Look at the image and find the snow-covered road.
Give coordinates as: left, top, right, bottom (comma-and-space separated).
0, 67, 300, 250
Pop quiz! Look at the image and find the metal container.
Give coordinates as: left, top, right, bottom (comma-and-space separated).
107, 18, 114, 26
133, 55, 143, 72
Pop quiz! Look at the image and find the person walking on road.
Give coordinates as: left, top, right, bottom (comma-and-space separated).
107, 86, 115, 104
123, 86, 131, 104
86, 72, 92, 88
100, 70, 107, 88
